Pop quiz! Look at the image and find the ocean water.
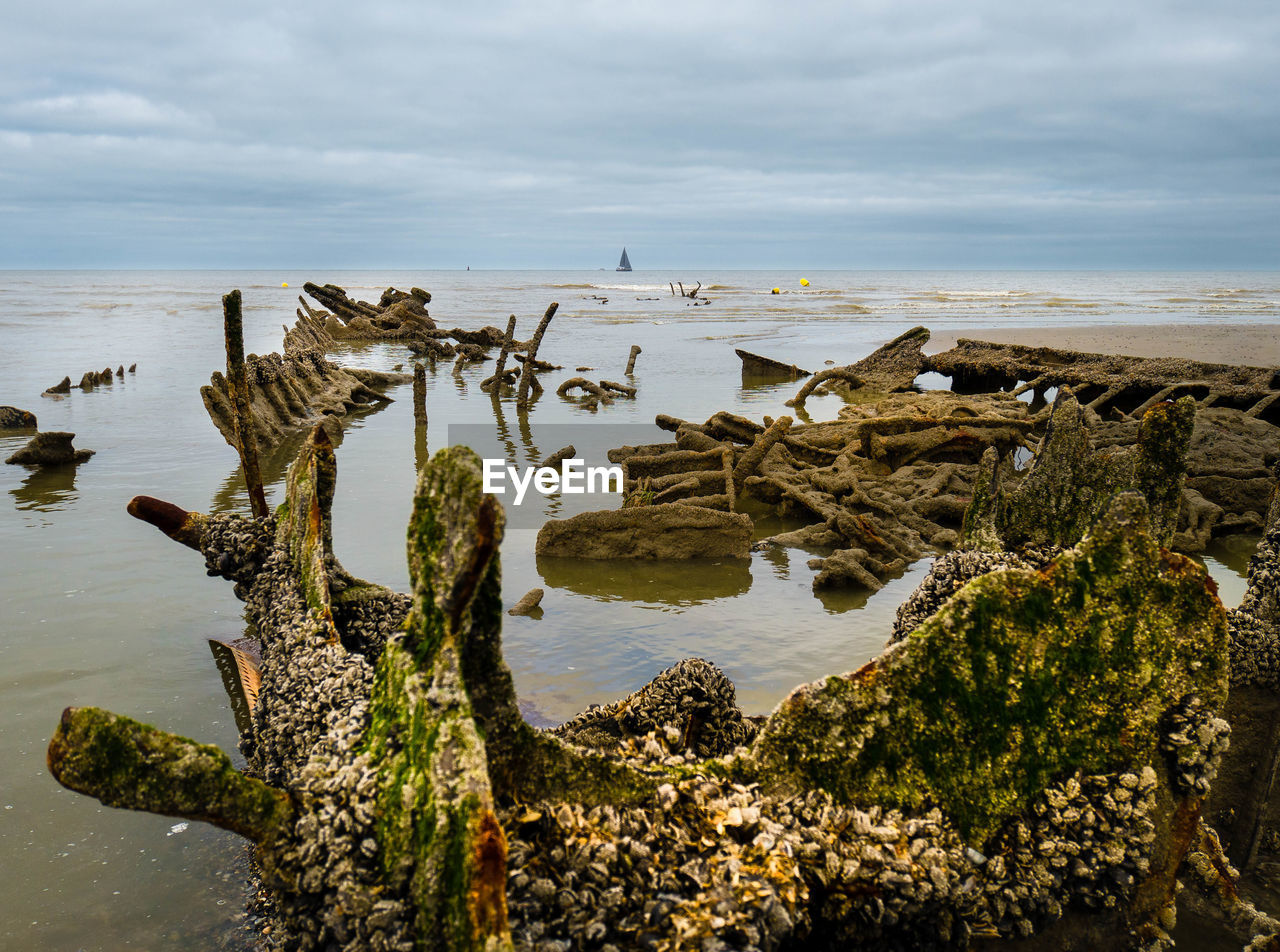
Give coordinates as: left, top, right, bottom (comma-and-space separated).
0, 269, 1275, 950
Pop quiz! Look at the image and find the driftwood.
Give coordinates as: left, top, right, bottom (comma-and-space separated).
625, 344, 641, 375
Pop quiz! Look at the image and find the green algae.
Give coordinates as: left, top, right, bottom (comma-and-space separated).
362, 446, 514, 952
47, 706, 293, 844
753, 493, 1229, 843
965, 393, 1197, 552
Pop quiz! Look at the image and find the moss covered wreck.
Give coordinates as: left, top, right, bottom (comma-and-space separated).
44, 407, 1261, 950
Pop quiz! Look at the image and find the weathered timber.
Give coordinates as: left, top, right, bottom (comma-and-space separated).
49, 313, 1280, 949
555, 377, 612, 406
786, 326, 932, 407
303, 282, 436, 342
507, 588, 543, 616
127, 495, 206, 550
480, 315, 519, 392
5, 431, 94, 465
537, 504, 751, 559
735, 348, 810, 381
755, 492, 1228, 840
48, 706, 293, 844
537, 446, 575, 470
963, 392, 1197, 551
0, 406, 37, 428
625, 344, 641, 375
223, 289, 270, 519
516, 303, 558, 410
412, 362, 427, 427
202, 349, 407, 460
927, 337, 1280, 420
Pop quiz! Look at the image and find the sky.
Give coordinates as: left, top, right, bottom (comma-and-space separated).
1, 0, 1278, 269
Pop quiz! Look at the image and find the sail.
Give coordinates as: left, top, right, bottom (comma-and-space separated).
617, 248, 632, 271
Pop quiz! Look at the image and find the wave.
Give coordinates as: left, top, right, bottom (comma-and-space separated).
1043, 298, 1100, 308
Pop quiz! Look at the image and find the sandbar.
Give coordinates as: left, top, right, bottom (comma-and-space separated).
927, 323, 1280, 368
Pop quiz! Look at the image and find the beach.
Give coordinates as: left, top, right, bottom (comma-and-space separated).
2, 268, 1277, 950
928, 323, 1280, 367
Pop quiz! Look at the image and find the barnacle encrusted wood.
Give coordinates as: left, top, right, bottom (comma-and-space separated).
201, 349, 407, 458
362, 446, 514, 950
753, 492, 1229, 843
927, 337, 1280, 418
964, 392, 1197, 551
56, 423, 1246, 950
47, 706, 293, 844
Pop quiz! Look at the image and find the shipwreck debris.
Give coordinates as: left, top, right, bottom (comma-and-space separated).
222, 290, 269, 519
5, 431, 94, 465
0, 406, 37, 429
927, 337, 1280, 423
40, 307, 1280, 951
201, 348, 407, 460
507, 588, 544, 616
303, 282, 435, 341
736, 347, 811, 383
517, 303, 558, 411
48, 397, 1255, 950
537, 503, 751, 559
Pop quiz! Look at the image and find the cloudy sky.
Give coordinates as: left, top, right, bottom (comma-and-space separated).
2, 0, 1277, 269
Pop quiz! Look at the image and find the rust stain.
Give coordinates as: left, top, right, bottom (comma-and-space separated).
469, 810, 509, 939
850, 658, 879, 686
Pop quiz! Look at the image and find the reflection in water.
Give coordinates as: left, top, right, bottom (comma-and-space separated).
740, 367, 803, 391
10, 462, 79, 511
537, 555, 752, 605
208, 638, 257, 738
1198, 533, 1261, 609
207, 408, 382, 513
813, 581, 876, 614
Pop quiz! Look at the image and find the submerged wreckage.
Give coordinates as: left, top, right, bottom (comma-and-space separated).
44, 287, 1280, 951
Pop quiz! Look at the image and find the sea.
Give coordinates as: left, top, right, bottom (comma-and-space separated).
1, 269, 1276, 950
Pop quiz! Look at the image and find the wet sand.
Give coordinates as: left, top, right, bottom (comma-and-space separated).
927, 323, 1280, 368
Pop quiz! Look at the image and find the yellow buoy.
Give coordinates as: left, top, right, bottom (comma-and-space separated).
800, 278, 810, 287
282, 282, 289, 288
771, 287, 781, 295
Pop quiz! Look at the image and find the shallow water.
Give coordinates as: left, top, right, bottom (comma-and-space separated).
0, 269, 1273, 950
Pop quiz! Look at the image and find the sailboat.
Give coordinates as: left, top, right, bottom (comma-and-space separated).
616, 248, 632, 272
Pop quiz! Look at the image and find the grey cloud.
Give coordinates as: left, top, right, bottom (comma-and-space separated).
0, 0, 1277, 266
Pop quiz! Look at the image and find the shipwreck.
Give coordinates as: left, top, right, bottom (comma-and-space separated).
43, 286, 1280, 951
